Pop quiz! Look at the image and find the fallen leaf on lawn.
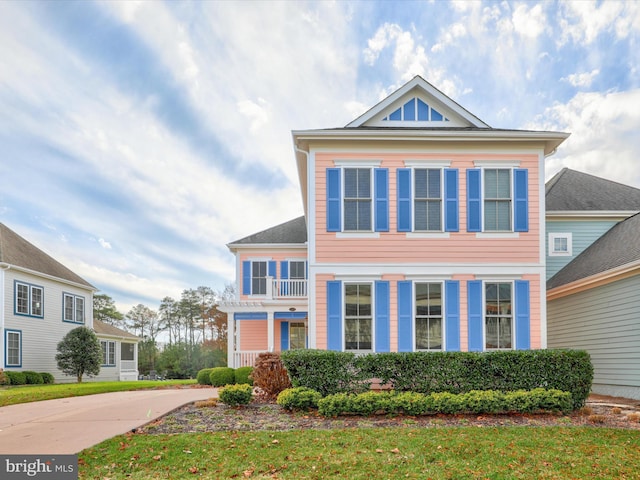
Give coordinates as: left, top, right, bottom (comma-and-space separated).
272, 439, 280, 444
183, 450, 192, 454
391, 448, 401, 454
376, 449, 384, 453
188, 466, 199, 474
153, 455, 162, 461
244, 468, 254, 477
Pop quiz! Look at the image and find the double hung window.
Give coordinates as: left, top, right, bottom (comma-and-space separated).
485, 282, 513, 350
344, 283, 372, 351
414, 169, 442, 231
484, 169, 511, 231
415, 282, 443, 350
344, 168, 372, 231
101, 340, 116, 366
63, 294, 85, 323
15, 282, 43, 317
6, 330, 21, 366
251, 261, 267, 296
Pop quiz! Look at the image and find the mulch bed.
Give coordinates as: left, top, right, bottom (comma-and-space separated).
141, 394, 640, 435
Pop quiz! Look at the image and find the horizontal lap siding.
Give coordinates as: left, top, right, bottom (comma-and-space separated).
548, 275, 640, 389
238, 321, 268, 351
315, 153, 540, 264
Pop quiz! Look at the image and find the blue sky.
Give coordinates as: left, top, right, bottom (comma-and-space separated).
1, 1, 639, 314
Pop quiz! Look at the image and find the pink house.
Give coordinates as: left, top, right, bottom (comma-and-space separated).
221, 76, 569, 368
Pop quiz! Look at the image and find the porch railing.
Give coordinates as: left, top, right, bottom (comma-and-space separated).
233, 351, 264, 368
271, 279, 307, 298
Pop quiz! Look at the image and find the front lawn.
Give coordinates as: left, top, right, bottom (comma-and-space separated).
0, 380, 197, 407
80, 427, 640, 479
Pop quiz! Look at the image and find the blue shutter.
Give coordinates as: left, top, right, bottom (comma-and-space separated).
445, 281, 460, 351
327, 168, 341, 232
268, 261, 276, 278
515, 280, 530, 349
444, 168, 459, 232
327, 281, 342, 351
374, 168, 389, 232
281, 321, 289, 351
305, 261, 308, 279
514, 169, 529, 232
398, 280, 413, 352
375, 281, 390, 352
467, 169, 481, 232
397, 168, 412, 232
467, 280, 483, 351
242, 261, 251, 295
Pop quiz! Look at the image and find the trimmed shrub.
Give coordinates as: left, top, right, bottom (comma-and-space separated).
318, 393, 354, 417
196, 368, 215, 385
281, 349, 371, 396
219, 383, 253, 406
285, 349, 592, 410
40, 372, 55, 384
251, 353, 291, 399
277, 387, 322, 411
235, 366, 254, 386
210, 367, 235, 387
23, 371, 44, 385
0, 369, 8, 386
6, 371, 26, 385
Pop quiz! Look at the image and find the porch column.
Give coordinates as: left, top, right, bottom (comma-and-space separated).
267, 311, 274, 352
227, 313, 235, 368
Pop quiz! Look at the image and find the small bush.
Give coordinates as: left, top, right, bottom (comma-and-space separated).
219, 383, 253, 406
196, 368, 215, 385
6, 371, 26, 385
251, 353, 291, 400
40, 372, 55, 384
0, 369, 8, 385
23, 371, 44, 385
318, 393, 354, 417
210, 367, 235, 387
235, 366, 254, 386
277, 387, 322, 411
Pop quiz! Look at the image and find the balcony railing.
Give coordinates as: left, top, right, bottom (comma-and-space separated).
272, 279, 307, 298
233, 351, 264, 368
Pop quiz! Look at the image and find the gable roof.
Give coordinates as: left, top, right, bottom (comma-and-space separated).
546, 168, 640, 212
228, 216, 307, 247
547, 211, 640, 289
93, 318, 140, 341
0, 223, 94, 289
345, 76, 490, 128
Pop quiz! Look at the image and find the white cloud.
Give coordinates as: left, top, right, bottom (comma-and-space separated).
237, 98, 270, 133
512, 3, 547, 39
527, 89, 640, 188
561, 69, 600, 87
98, 238, 112, 250
557, 1, 625, 46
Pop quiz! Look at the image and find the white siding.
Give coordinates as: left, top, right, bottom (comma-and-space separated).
548, 275, 640, 399
546, 220, 618, 279
3, 269, 94, 383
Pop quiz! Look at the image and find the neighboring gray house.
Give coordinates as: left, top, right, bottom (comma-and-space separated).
546, 169, 640, 399
0, 223, 139, 382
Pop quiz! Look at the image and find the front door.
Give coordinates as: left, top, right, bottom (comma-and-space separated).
290, 322, 307, 349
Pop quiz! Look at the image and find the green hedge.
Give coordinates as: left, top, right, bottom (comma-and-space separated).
277, 387, 322, 411
317, 388, 573, 417
280, 349, 371, 396
6, 371, 26, 385
23, 371, 44, 385
234, 366, 254, 386
281, 349, 593, 409
219, 384, 253, 406
40, 372, 55, 384
210, 367, 235, 387
196, 368, 215, 385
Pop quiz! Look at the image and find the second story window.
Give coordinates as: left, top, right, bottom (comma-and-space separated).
484, 169, 511, 231
15, 281, 43, 317
344, 168, 372, 231
64, 294, 85, 323
414, 169, 442, 231
252, 261, 267, 295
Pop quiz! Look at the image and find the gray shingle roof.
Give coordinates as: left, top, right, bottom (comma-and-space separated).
93, 318, 140, 340
0, 223, 94, 288
547, 212, 640, 289
228, 216, 307, 246
546, 168, 640, 211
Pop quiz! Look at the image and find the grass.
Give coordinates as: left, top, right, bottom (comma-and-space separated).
79, 427, 640, 479
0, 380, 196, 407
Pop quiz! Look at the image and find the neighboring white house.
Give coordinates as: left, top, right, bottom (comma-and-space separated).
546, 169, 640, 399
0, 223, 139, 382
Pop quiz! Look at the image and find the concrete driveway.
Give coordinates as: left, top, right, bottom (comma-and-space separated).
0, 387, 216, 454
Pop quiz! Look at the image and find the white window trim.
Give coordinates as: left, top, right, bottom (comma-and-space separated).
413, 281, 446, 352
15, 281, 44, 318
249, 259, 270, 297
5, 330, 21, 367
411, 167, 445, 233
404, 160, 451, 168
481, 167, 515, 234
482, 280, 515, 351
342, 167, 374, 233
549, 233, 572, 256
333, 159, 382, 167
343, 281, 375, 353
101, 340, 116, 366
